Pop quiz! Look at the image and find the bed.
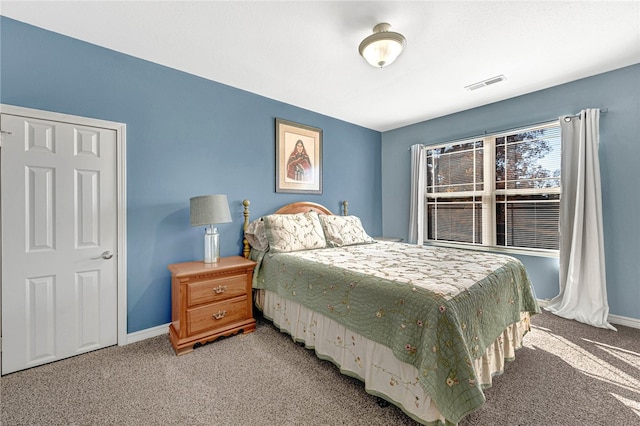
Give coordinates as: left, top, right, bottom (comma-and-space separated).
241, 200, 539, 425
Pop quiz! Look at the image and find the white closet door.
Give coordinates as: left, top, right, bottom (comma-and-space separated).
1, 113, 118, 374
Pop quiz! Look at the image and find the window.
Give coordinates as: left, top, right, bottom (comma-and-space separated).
425, 122, 561, 252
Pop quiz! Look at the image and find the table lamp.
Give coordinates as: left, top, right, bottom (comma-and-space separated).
190, 194, 232, 263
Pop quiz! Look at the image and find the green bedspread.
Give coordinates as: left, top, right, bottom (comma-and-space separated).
252, 241, 540, 424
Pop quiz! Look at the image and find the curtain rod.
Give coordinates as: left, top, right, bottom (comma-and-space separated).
563, 107, 608, 122
408, 108, 608, 150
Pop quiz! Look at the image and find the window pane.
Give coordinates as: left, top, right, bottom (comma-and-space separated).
474, 149, 484, 191
495, 136, 506, 190
496, 194, 560, 250
498, 127, 561, 191
427, 140, 483, 193
427, 197, 482, 244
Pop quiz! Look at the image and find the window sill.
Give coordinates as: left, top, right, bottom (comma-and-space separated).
424, 241, 559, 258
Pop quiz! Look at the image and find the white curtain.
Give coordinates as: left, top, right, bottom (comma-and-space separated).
545, 108, 616, 330
408, 144, 426, 244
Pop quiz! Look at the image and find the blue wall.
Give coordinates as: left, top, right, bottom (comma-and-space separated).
382, 64, 640, 321
0, 18, 382, 332
3, 16, 638, 328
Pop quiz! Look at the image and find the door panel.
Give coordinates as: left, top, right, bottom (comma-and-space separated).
27, 275, 56, 364
1, 113, 118, 374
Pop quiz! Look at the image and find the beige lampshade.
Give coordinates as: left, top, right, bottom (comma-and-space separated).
190, 194, 232, 226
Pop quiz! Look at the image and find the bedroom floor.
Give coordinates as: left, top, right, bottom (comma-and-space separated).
460, 310, 640, 425
1, 311, 638, 425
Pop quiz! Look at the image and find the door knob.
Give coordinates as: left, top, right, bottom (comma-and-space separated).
91, 250, 114, 260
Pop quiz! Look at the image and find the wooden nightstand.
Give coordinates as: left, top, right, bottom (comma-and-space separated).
168, 256, 257, 355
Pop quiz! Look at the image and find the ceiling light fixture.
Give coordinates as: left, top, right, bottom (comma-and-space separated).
358, 23, 406, 68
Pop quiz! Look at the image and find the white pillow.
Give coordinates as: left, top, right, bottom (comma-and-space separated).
319, 215, 375, 247
244, 219, 269, 251
263, 211, 327, 253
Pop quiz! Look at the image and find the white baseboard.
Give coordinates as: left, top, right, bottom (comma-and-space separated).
123, 322, 169, 345
608, 314, 640, 329
537, 299, 640, 330
536, 299, 551, 308
121, 303, 640, 346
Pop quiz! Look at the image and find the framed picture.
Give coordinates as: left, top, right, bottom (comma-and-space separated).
275, 118, 322, 194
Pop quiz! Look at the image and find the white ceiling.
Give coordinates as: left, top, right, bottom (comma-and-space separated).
2, 1, 639, 132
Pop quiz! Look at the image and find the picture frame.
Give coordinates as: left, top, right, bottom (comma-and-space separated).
275, 118, 323, 194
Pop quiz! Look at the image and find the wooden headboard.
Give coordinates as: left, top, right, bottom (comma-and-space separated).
274, 201, 334, 215
242, 200, 348, 258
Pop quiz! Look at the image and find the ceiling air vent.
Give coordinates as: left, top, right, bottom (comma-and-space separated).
465, 74, 506, 91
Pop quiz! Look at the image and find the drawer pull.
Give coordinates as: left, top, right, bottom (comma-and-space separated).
212, 285, 227, 294
212, 310, 227, 320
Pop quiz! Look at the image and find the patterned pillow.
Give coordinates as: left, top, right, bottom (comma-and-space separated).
245, 219, 269, 251
319, 215, 375, 247
263, 211, 327, 253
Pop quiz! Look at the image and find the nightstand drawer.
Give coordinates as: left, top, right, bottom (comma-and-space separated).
187, 274, 247, 307
187, 297, 248, 336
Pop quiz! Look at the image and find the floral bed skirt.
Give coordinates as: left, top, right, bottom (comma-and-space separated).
255, 289, 531, 425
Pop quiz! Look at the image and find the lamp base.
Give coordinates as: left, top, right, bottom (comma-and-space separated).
203, 226, 220, 263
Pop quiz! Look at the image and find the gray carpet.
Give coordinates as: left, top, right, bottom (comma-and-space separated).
2, 311, 639, 425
